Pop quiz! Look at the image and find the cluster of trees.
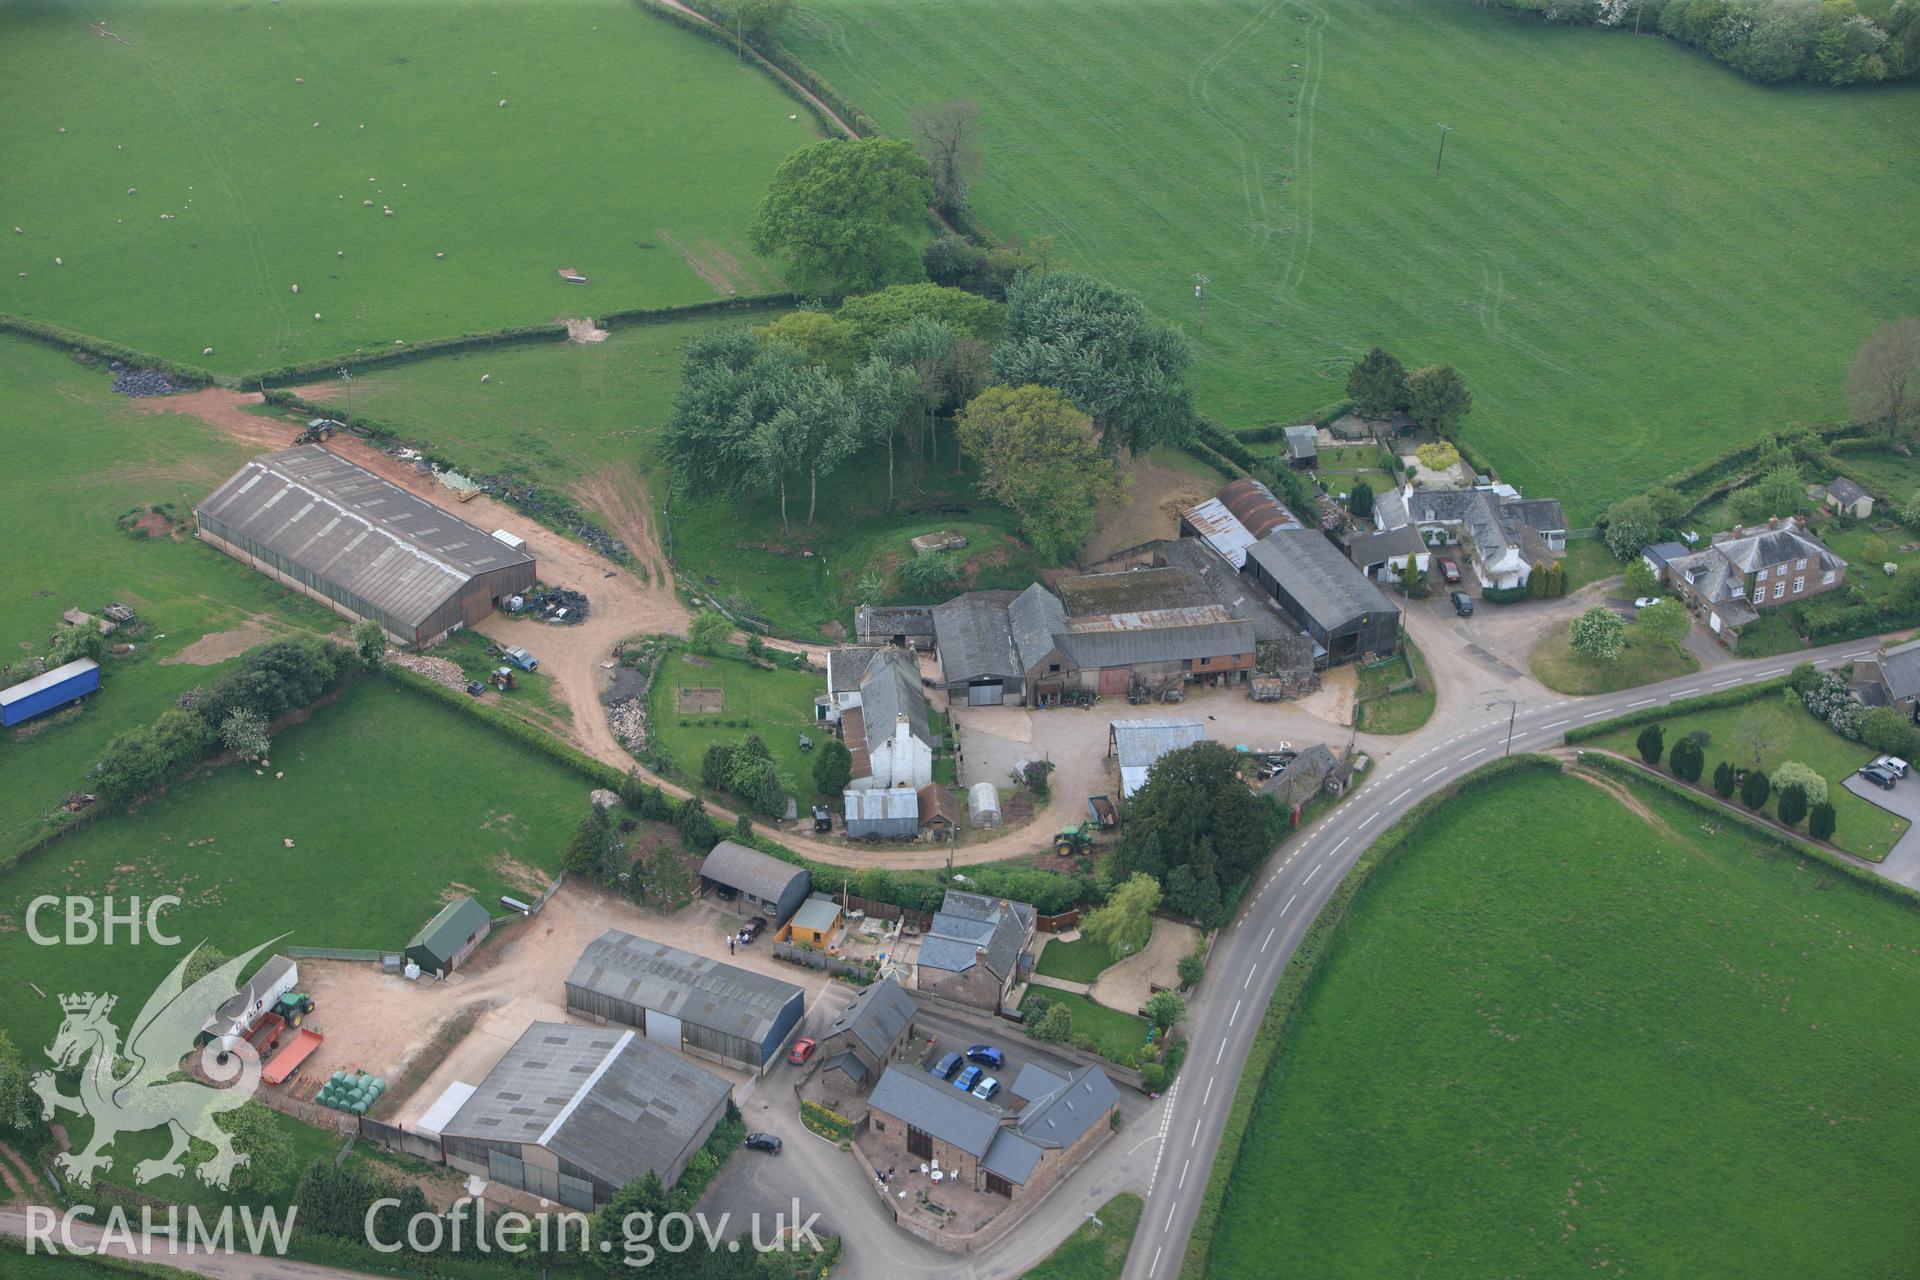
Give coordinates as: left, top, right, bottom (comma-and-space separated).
90, 637, 350, 802
1488, 0, 1919, 86
1344, 346, 1473, 435
1645, 721, 1841, 841
1111, 742, 1282, 926
701, 735, 792, 818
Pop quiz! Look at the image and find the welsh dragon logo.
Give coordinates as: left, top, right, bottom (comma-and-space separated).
33, 940, 279, 1189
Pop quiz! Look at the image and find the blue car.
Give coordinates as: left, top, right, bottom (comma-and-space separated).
966, 1045, 1004, 1069
930, 1051, 963, 1081
954, 1065, 983, 1092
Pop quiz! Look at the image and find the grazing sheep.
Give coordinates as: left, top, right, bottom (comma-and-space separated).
363, 199, 373, 207
291, 284, 299, 293
481, 374, 492, 383
314, 313, 322, 320
436, 252, 444, 259
499, 99, 508, 107
54, 257, 62, 266
127, 187, 136, 194
203, 347, 214, 355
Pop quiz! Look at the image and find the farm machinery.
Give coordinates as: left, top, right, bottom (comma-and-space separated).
198, 955, 324, 1085
1054, 821, 1098, 857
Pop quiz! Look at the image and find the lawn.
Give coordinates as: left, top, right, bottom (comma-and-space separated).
0, 0, 811, 374
1029, 989, 1154, 1065
649, 643, 824, 804
1530, 618, 1698, 695
1034, 934, 1119, 983
1589, 687, 1908, 862
0, 676, 580, 1061
1207, 770, 1920, 1278
1354, 636, 1433, 735
789, 0, 1920, 520
1556, 537, 1619, 592
0, 335, 338, 856
1832, 446, 1920, 510
1026, 1193, 1142, 1280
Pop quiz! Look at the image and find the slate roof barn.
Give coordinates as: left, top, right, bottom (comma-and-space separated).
196, 446, 536, 647
699, 841, 810, 924
1242, 528, 1401, 664
438, 1023, 731, 1206
565, 929, 805, 1073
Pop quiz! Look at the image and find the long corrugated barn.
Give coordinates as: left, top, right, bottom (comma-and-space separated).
195, 446, 536, 647
565, 928, 805, 1075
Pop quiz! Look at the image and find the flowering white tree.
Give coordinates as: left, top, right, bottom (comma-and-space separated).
220, 708, 270, 761
1569, 606, 1626, 662
1770, 761, 1828, 807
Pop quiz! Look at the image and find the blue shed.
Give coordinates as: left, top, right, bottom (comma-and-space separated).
1, 658, 101, 728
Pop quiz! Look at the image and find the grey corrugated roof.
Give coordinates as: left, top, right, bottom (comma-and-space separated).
566, 929, 803, 1044
1180, 498, 1257, 569
1877, 638, 1920, 701
1007, 584, 1068, 672
1283, 424, 1318, 459
855, 604, 935, 636
932, 590, 1023, 685
1347, 524, 1425, 567
700, 841, 809, 905
790, 895, 842, 935
196, 447, 532, 629
920, 891, 1031, 980
441, 1023, 729, 1188
1244, 528, 1399, 630
866, 1066, 1001, 1157
1061, 620, 1253, 668
1218, 479, 1299, 538
203, 953, 296, 1034
859, 649, 930, 748
823, 975, 915, 1060
844, 786, 919, 821
1110, 718, 1206, 768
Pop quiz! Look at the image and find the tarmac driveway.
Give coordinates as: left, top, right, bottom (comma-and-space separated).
1839, 774, 1920, 890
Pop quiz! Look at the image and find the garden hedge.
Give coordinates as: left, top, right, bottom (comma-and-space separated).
1179, 753, 1563, 1280
595, 292, 795, 331
1561, 677, 1790, 744
250, 323, 568, 386
1193, 417, 1259, 471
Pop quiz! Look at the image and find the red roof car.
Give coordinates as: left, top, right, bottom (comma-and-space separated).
786, 1037, 817, 1066
1438, 556, 1461, 584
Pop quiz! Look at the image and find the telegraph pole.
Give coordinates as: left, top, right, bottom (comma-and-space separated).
1193, 273, 1210, 332
338, 367, 353, 429
1434, 124, 1452, 178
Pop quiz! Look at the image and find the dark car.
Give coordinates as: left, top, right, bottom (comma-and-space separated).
739, 915, 768, 943
744, 1133, 783, 1155
714, 883, 739, 901
966, 1045, 1004, 1069
1857, 763, 1897, 790
465, 681, 486, 697
930, 1051, 964, 1080
1450, 590, 1474, 617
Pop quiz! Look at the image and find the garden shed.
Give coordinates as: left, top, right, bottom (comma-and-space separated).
405, 897, 491, 976
699, 840, 810, 925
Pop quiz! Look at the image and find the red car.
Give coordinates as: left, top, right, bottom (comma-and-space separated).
1437, 556, 1461, 584
787, 1037, 817, 1066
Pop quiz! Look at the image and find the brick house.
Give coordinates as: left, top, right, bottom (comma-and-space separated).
1657, 516, 1847, 649
863, 1062, 1118, 1202
914, 891, 1035, 1012
815, 976, 919, 1109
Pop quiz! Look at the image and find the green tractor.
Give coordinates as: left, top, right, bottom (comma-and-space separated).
1053, 821, 1097, 857
273, 991, 315, 1028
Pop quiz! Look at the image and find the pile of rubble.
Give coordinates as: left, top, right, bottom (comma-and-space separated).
386, 652, 466, 691
480, 474, 629, 562
607, 698, 650, 752
515, 586, 589, 624
108, 363, 180, 398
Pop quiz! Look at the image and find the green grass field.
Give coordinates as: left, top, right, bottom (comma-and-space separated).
0, 0, 812, 372
0, 677, 578, 1059
0, 335, 338, 855
1034, 934, 1119, 983
790, 0, 1920, 520
1530, 617, 1699, 695
1590, 688, 1907, 861
1208, 770, 1920, 1278
650, 644, 823, 803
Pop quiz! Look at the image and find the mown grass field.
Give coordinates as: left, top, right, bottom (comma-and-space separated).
1034, 933, 1119, 983
791, 0, 1920, 519
1590, 688, 1907, 861
300, 315, 1053, 639
0, 335, 337, 855
650, 643, 823, 804
1208, 770, 1920, 1278
0, 0, 812, 372
1530, 615, 1699, 695
0, 677, 579, 1061
1031, 989, 1153, 1063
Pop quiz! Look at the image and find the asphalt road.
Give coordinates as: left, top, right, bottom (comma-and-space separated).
1117, 634, 1881, 1280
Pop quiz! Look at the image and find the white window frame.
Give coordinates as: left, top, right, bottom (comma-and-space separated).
1823, 571, 1836, 585
1796, 558, 1807, 570
1794, 577, 1805, 592
1773, 583, 1785, 600
1756, 567, 1768, 580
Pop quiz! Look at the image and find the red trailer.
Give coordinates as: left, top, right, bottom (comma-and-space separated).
262, 1029, 324, 1085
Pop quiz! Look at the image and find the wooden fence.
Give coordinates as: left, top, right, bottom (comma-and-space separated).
1035, 909, 1081, 933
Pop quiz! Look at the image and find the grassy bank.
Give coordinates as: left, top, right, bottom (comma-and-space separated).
1531, 623, 1698, 695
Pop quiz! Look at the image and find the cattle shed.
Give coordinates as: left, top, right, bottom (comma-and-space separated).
406, 897, 492, 976
699, 840, 810, 924
565, 928, 805, 1074
439, 1022, 730, 1207
195, 446, 536, 647
1242, 528, 1401, 665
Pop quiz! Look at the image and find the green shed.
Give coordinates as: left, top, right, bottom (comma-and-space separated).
407, 897, 493, 976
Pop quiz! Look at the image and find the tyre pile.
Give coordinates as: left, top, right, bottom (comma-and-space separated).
108, 362, 180, 398
518, 586, 589, 624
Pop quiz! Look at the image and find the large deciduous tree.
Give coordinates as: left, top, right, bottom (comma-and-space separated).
835, 282, 1003, 350
956, 385, 1118, 563
910, 98, 983, 216
1602, 494, 1660, 560
659, 330, 802, 496
748, 138, 933, 299
993, 271, 1193, 456
1114, 742, 1279, 927
1847, 316, 1920, 440
1636, 598, 1691, 650
752, 366, 857, 533
753, 310, 860, 378
1345, 346, 1408, 417
1079, 872, 1162, 958
1405, 364, 1472, 436
850, 355, 919, 512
